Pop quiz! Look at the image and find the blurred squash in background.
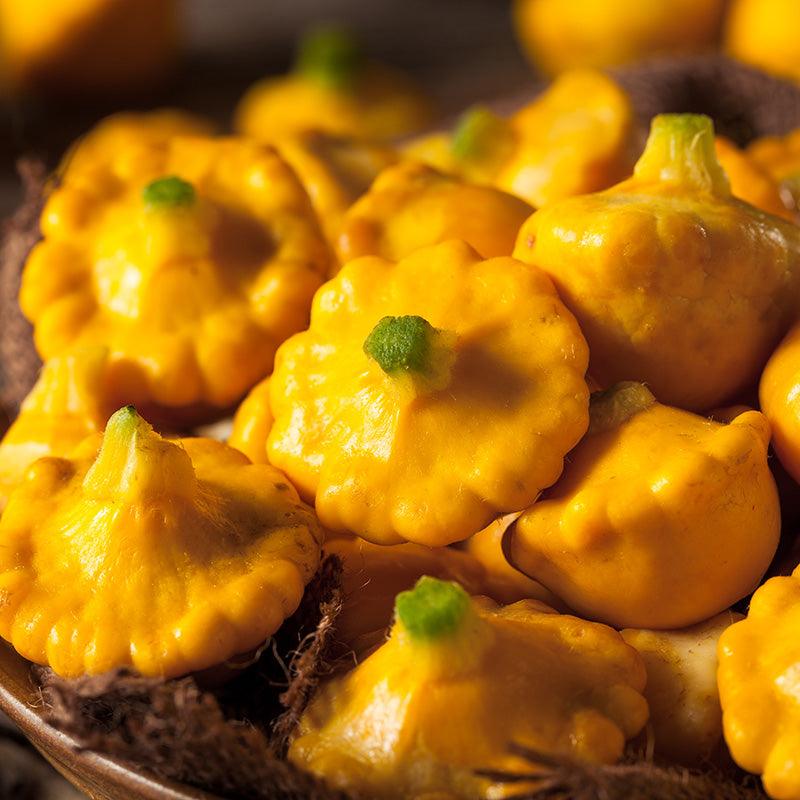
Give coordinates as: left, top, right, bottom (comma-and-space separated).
512, 0, 726, 75
724, 0, 800, 83
0, 0, 179, 97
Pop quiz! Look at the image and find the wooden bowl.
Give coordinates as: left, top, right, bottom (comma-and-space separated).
0, 641, 217, 800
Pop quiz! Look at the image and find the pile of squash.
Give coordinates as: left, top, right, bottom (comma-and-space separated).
4, 29, 800, 800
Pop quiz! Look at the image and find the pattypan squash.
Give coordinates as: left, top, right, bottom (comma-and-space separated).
20, 135, 331, 421
406, 71, 634, 210
234, 27, 433, 144
760, 320, 800, 484
496, 70, 634, 209
718, 568, 800, 799
324, 534, 488, 662
289, 576, 649, 799
507, 382, 780, 629
267, 240, 590, 546
621, 610, 742, 765
335, 160, 533, 266
512, 0, 725, 75
514, 113, 800, 411
275, 130, 397, 248
715, 136, 795, 222
60, 109, 215, 178
0, 406, 323, 678
725, 0, 800, 83
0, 348, 112, 512
229, 377, 272, 465
0, 0, 178, 97
463, 514, 563, 607
749, 128, 800, 183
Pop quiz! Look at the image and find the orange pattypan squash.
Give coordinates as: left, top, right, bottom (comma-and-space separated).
20, 136, 331, 422
0, 406, 323, 678
0, 348, 112, 512
335, 160, 533, 266
267, 240, 590, 546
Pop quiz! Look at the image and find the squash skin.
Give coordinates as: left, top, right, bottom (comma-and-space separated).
719, 570, 800, 800
0, 348, 113, 513
508, 385, 779, 629
289, 578, 648, 800
267, 240, 590, 546
514, 114, 800, 411
760, 320, 800, 484
20, 135, 331, 420
0, 407, 323, 678
513, 0, 725, 75
725, 0, 800, 84
335, 161, 533, 267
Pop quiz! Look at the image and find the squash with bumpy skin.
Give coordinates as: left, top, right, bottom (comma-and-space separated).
21, 136, 331, 421
719, 569, 800, 800
235, 27, 432, 144
514, 113, 800, 411
267, 240, 590, 546
0, 406, 323, 678
508, 382, 779, 629
289, 576, 649, 800
405, 71, 634, 210
335, 160, 532, 266
0, 348, 112, 512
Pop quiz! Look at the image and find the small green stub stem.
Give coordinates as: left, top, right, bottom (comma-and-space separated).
395, 576, 472, 642
451, 105, 508, 161
588, 382, 656, 435
142, 175, 197, 209
295, 26, 362, 89
364, 315, 436, 375
633, 113, 730, 195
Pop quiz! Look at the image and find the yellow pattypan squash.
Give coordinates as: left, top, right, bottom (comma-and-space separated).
20, 136, 331, 421
725, 0, 800, 84
407, 71, 634, 210
718, 568, 800, 799
289, 576, 649, 799
512, 0, 725, 75
462, 513, 563, 608
715, 136, 795, 222
275, 130, 397, 248
749, 128, 800, 182
496, 70, 634, 209
514, 113, 800, 411
507, 382, 780, 629
621, 610, 742, 765
748, 129, 800, 216
234, 27, 433, 144
335, 160, 533, 267
0, 348, 112, 512
0, 406, 323, 678
760, 320, 800, 484
60, 109, 216, 178
0, 0, 178, 97
267, 240, 590, 546
229, 377, 272, 465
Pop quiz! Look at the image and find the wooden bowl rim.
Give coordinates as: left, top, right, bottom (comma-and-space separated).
0, 640, 219, 800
